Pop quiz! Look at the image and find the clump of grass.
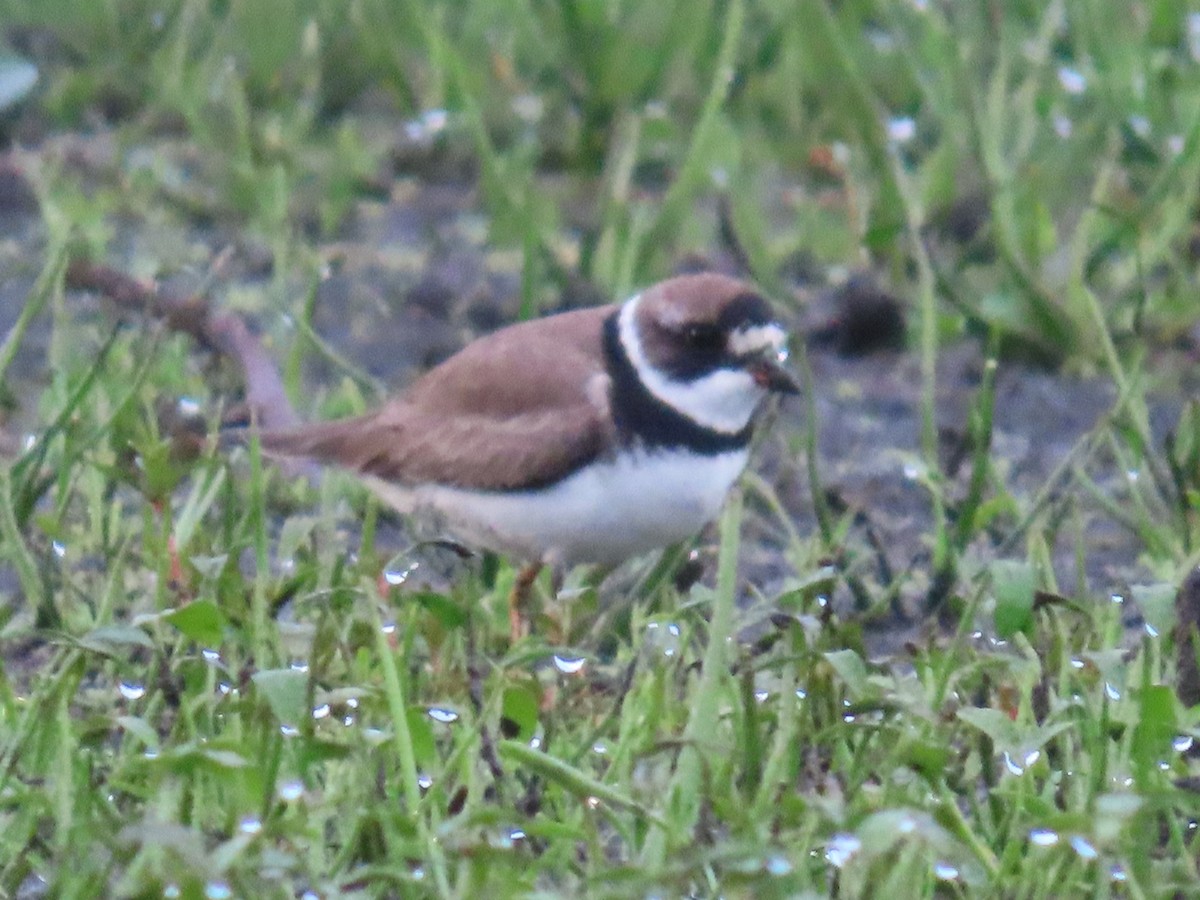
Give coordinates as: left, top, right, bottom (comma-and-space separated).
4, 0, 1200, 896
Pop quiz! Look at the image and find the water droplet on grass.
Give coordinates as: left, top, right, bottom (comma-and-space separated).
428, 707, 459, 724
118, 682, 146, 700
418, 773, 433, 790
239, 816, 262, 835
1105, 683, 1121, 700
312, 704, 330, 720
384, 563, 419, 585
934, 862, 959, 880
887, 116, 916, 144
1058, 66, 1087, 94
765, 855, 792, 876
1069, 835, 1097, 859
1174, 735, 1194, 753
1029, 828, 1059, 847
586, 796, 600, 809
280, 725, 299, 737
205, 882, 232, 900
202, 649, 221, 663
553, 654, 586, 675
825, 833, 861, 868
1003, 752, 1025, 776
51, 541, 65, 558
278, 780, 304, 801
1110, 864, 1127, 882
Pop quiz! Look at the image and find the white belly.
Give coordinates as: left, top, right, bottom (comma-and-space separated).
364, 449, 748, 567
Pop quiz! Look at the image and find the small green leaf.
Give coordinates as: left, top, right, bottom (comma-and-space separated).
116, 715, 161, 751
406, 706, 436, 767
993, 560, 1035, 638
824, 649, 870, 698
1131, 684, 1176, 785
501, 685, 540, 742
1131, 583, 1176, 638
164, 600, 226, 645
498, 740, 664, 824
76, 625, 155, 655
413, 591, 468, 629
957, 707, 1019, 747
252, 669, 308, 727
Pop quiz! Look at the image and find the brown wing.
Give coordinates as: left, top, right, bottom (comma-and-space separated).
259, 305, 617, 491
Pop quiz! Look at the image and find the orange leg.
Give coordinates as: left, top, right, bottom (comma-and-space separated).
508, 562, 543, 643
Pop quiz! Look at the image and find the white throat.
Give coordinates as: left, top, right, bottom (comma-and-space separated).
617, 296, 764, 435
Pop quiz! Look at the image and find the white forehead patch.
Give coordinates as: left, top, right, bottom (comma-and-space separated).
728, 323, 787, 358
618, 297, 766, 435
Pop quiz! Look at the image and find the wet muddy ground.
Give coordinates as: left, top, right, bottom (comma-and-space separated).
2, 135, 1195, 659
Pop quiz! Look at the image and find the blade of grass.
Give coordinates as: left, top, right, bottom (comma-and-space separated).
639, 486, 743, 869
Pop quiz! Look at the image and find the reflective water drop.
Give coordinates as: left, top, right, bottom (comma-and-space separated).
428, 707, 459, 724
765, 855, 792, 876
1053, 114, 1073, 139
381, 621, 397, 635
1003, 752, 1025, 776
278, 780, 304, 801
239, 816, 263, 835
1145, 622, 1159, 638
530, 736, 542, 749
202, 649, 221, 663
1058, 66, 1087, 94
384, 563, 418, 586
1104, 683, 1121, 701
289, 661, 309, 673
645, 622, 682, 658
1110, 593, 1124, 605
586, 796, 600, 809
312, 704, 331, 720
1029, 828, 1059, 847
118, 682, 146, 701
1023, 749, 1041, 768
164, 885, 181, 899
280, 724, 300, 737
825, 833, 861, 868
1127, 116, 1150, 139
51, 541, 66, 559
754, 690, 770, 703
1174, 735, 1194, 753
553, 654, 586, 675
217, 682, 232, 696
592, 741, 608, 755
205, 882, 232, 900
795, 688, 808, 700
178, 397, 201, 416
887, 116, 916, 144
934, 862, 959, 880
1069, 835, 1097, 859
1110, 864, 1127, 882
1070, 658, 1085, 670
418, 773, 433, 790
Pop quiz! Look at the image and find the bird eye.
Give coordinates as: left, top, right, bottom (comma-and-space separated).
683, 324, 722, 347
